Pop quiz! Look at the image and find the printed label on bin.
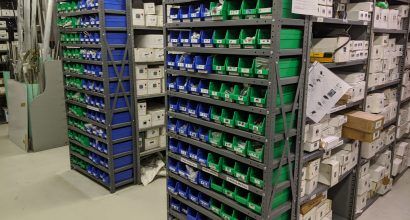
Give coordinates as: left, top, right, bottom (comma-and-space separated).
253, 97, 262, 103
87, 105, 100, 112
199, 112, 208, 118
196, 65, 205, 70
191, 39, 199, 43
259, 8, 271, 13
238, 96, 244, 101
215, 66, 222, 70
227, 67, 237, 71
215, 40, 223, 44
226, 176, 249, 190
237, 121, 246, 127
182, 14, 189, 18
181, 39, 189, 43
260, 39, 271, 44
203, 39, 211, 44
241, 68, 250, 73
229, 39, 238, 44
180, 106, 187, 111
171, 39, 178, 43
224, 119, 231, 124
201, 88, 208, 94
181, 157, 198, 168
186, 64, 193, 68
230, 10, 240, 15
202, 167, 218, 176
211, 91, 218, 96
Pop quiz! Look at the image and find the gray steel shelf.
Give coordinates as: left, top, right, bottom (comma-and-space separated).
302, 150, 324, 164
323, 59, 367, 68
65, 86, 105, 98
67, 112, 107, 128
166, 69, 271, 86
62, 58, 129, 65
136, 93, 166, 100
312, 17, 369, 26
367, 79, 401, 92
269, 202, 292, 220
135, 61, 164, 65
65, 98, 129, 114
360, 143, 393, 165
139, 124, 165, 132
167, 90, 267, 115
168, 132, 266, 169
168, 152, 265, 195
373, 28, 408, 34
167, 46, 271, 56
58, 9, 126, 17
140, 147, 166, 157
383, 119, 396, 129
329, 99, 363, 114
168, 209, 186, 219
169, 172, 264, 219
62, 43, 127, 48
300, 183, 328, 204
69, 139, 109, 159
133, 26, 163, 31
59, 27, 127, 32
68, 125, 108, 144
393, 167, 408, 184
64, 72, 131, 82
401, 96, 410, 104
168, 111, 266, 143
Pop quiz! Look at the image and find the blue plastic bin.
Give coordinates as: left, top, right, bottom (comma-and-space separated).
198, 193, 211, 209
108, 80, 130, 93
188, 145, 198, 161
168, 158, 179, 173
167, 118, 177, 133
188, 124, 200, 140
170, 198, 181, 212
194, 55, 213, 73
106, 32, 127, 44
106, 15, 126, 28
104, 0, 126, 10
198, 103, 211, 121
169, 31, 180, 46
198, 171, 211, 188
197, 149, 207, 166
107, 49, 127, 61
170, 8, 180, 21
113, 155, 133, 169
111, 126, 132, 140
112, 140, 132, 155
177, 120, 189, 136
188, 208, 205, 220
184, 55, 195, 71
178, 141, 189, 157
179, 31, 191, 47
200, 30, 213, 47
169, 97, 180, 112
112, 112, 131, 125
190, 31, 201, 47
109, 96, 130, 109
198, 79, 209, 96
108, 64, 130, 78
178, 163, 189, 179
178, 99, 188, 114
179, 6, 190, 22
181, 203, 188, 215
187, 101, 199, 117
187, 78, 200, 94
199, 127, 209, 142
112, 169, 132, 184
177, 55, 186, 70
176, 76, 188, 93
169, 138, 179, 153
189, 4, 202, 21
167, 178, 178, 195
168, 75, 177, 91
189, 188, 200, 204
167, 54, 177, 69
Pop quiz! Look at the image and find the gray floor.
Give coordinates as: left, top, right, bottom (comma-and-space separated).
0, 124, 409, 220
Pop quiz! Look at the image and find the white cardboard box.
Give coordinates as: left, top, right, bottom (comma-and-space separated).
305, 177, 318, 195
135, 34, 163, 48
357, 174, 371, 194
144, 3, 156, 15
137, 102, 147, 116
136, 80, 148, 96
146, 128, 160, 138
135, 65, 148, 79
319, 159, 340, 186
307, 158, 321, 179
147, 79, 162, 94
148, 67, 163, 79
145, 15, 158, 27
145, 137, 159, 150
139, 114, 152, 129
369, 165, 386, 181
132, 9, 145, 26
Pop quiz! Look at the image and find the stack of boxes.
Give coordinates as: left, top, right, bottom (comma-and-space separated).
138, 102, 166, 151
317, 0, 334, 18
300, 192, 333, 220
393, 142, 410, 176
369, 35, 402, 88
400, 70, 410, 101
135, 64, 165, 97
396, 102, 410, 139
356, 161, 371, 214
132, 3, 163, 27
134, 34, 164, 63
374, 5, 409, 30
366, 90, 397, 125
310, 38, 369, 63
301, 158, 321, 197
342, 111, 384, 143
337, 71, 366, 104
345, 2, 373, 22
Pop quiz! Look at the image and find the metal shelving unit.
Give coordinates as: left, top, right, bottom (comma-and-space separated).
57, 0, 137, 192
164, 0, 309, 219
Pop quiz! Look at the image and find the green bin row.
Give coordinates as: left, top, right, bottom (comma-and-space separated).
66, 77, 83, 89
212, 28, 302, 49
68, 117, 86, 131
71, 155, 89, 170
68, 130, 90, 146
210, 0, 300, 20
68, 104, 86, 117
212, 56, 301, 79
209, 108, 296, 135
66, 91, 85, 103
70, 143, 88, 157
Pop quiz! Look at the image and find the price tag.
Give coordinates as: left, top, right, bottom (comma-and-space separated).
317, 17, 324, 22
180, 157, 198, 168
87, 105, 100, 112
226, 176, 249, 190
202, 167, 218, 176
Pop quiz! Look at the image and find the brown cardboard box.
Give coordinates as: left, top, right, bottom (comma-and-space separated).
344, 111, 384, 133
342, 127, 380, 142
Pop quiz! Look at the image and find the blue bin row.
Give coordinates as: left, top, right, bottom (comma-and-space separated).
87, 111, 131, 125
168, 76, 210, 94
169, 98, 212, 121
86, 163, 133, 184
78, 15, 127, 28
77, 32, 127, 44
80, 79, 131, 94
167, 54, 212, 73
170, 197, 207, 220
83, 94, 130, 109
83, 123, 132, 141
168, 119, 209, 143
169, 138, 208, 166
60, 0, 126, 11
169, 30, 213, 47
168, 158, 211, 189
170, 3, 211, 22
88, 152, 132, 169
76, 64, 129, 78
89, 139, 133, 156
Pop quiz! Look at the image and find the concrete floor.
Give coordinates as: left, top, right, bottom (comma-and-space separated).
0, 124, 409, 220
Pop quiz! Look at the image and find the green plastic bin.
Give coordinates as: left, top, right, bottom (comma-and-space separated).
210, 176, 224, 193
221, 109, 235, 127
227, 0, 242, 20
225, 56, 240, 76
275, 112, 297, 133
220, 83, 235, 102
209, 81, 222, 100
220, 205, 239, 220
241, 0, 258, 19
234, 111, 250, 131
225, 29, 241, 48
255, 57, 301, 79
239, 29, 257, 49
271, 188, 291, 209
222, 158, 236, 176
234, 187, 249, 206
210, 199, 223, 215
234, 84, 252, 105
249, 164, 291, 188
234, 162, 250, 183
208, 153, 224, 172
248, 193, 262, 214
209, 131, 225, 148
223, 134, 235, 151
249, 114, 266, 135
233, 136, 249, 157
212, 55, 227, 74
249, 84, 297, 108
246, 141, 265, 162
256, 0, 301, 19
212, 30, 227, 48
238, 58, 256, 78
210, 2, 228, 20
210, 106, 223, 124
222, 181, 236, 199
280, 29, 303, 49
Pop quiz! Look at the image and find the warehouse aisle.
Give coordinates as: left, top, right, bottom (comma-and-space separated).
359, 171, 410, 220
0, 124, 167, 220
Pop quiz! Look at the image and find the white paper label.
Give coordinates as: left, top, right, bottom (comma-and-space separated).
180, 157, 198, 168
226, 176, 249, 190
202, 167, 218, 176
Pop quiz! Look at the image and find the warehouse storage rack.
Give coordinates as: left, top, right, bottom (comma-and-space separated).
57, 0, 137, 192
353, 0, 410, 216
131, 0, 167, 184
164, 0, 310, 219
297, 8, 372, 220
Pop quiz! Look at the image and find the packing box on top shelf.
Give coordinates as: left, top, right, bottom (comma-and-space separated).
344, 111, 384, 133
